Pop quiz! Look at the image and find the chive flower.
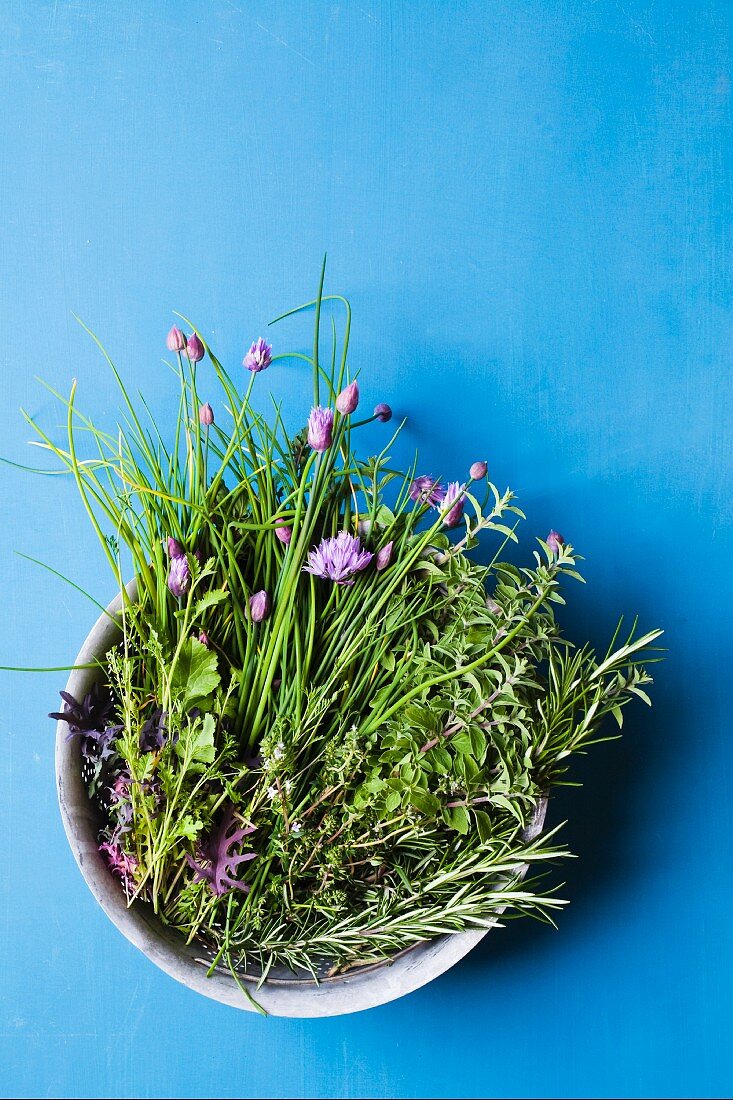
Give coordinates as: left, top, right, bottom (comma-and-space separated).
546, 530, 565, 555
374, 403, 392, 423
441, 482, 465, 528
199, 402, 214, 426
307, 406, 334, 452
304, 532, 373, 585
409, 476, 445, 507
249, 590, 271, 623
166, 326, 186, 352
168, 536, 184, 559
187, 333, 205, 363
167, 554, 191, 597
469, 460, 487, 481
198, 631, 210, 648
376, 541, 394, 571
336, 380, 359, 415
244, 337, 272, 373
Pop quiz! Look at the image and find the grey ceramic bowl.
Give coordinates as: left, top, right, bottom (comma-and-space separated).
56, 588, 548, 1017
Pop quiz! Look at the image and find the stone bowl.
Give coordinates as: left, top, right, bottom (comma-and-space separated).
56, 587, 548, 1017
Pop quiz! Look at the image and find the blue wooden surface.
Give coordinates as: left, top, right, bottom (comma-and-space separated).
1, 2, 731, 1097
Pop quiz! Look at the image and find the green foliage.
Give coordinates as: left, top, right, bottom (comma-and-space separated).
24, 278, 663, 979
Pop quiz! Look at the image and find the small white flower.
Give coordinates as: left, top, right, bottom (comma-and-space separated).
284, 778, 293, 794
291, 821, 302, 834
272, 741, 285, 760
267, 785, 277, 800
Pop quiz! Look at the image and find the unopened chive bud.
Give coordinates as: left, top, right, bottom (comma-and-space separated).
376, 541, 394, 571
186, 333, 205, 363
166, 326, 186, 352
275, 523, 292, 546
469, 460, 487, 481
249, 589, 271, 623
373, 402, 392, 423
336, 380, 359, 415
199, 402, 214, 426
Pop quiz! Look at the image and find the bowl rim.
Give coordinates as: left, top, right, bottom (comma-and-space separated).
55, 584, 548, 1017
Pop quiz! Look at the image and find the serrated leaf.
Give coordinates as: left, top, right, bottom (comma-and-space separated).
170, 638, 220, 708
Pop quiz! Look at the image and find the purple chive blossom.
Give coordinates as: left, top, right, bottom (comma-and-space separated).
441, 482, 465, 528
199, 402, 214, 426
374, 402, 392, 423
99, 841, 139, 897
546, 530, 565, 556
186, 806, 257, 897
186, 333, 205, 363
336, 380, 359, 415
469, 460, 488, 481
198, 631, 210, 648
168, 536, 184, 559
307, 406, 334, 452
304, 532, 373, 586
409, 475, 446, 508
167, 554, 191, 598
249, 590, 271, 623
376, 541, 394, 571
244, 337, 272, 373
274, 523, 292, 546
166, 326, 186, 352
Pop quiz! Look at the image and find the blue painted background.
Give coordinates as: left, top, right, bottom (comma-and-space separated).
1, 2, 731, 1097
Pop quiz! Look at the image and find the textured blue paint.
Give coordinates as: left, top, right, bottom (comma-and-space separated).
0, 2, 731, 1097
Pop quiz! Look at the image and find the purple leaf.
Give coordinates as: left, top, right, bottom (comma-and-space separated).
186, 805, 257, 897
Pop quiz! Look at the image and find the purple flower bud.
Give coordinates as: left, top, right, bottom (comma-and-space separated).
546, 530, 565, 555
441, 482, 465, 528
167, 555, 191, 598
166, 326, 186, 352
307, 406, 334, 452
244, 337, 272, 373
336, 380, 359, 415
168, 537, 184, 559
469, 460, 488, 481
249, 589, 271, 623
374, 403, 392, 423
186, 333, 205, 363
199, 402, 214, 426
198, 631, 210, 648
376, 541, 394, 571
275, 523, 292, 546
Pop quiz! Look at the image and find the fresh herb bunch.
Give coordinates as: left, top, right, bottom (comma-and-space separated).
34, 272, 661, 979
